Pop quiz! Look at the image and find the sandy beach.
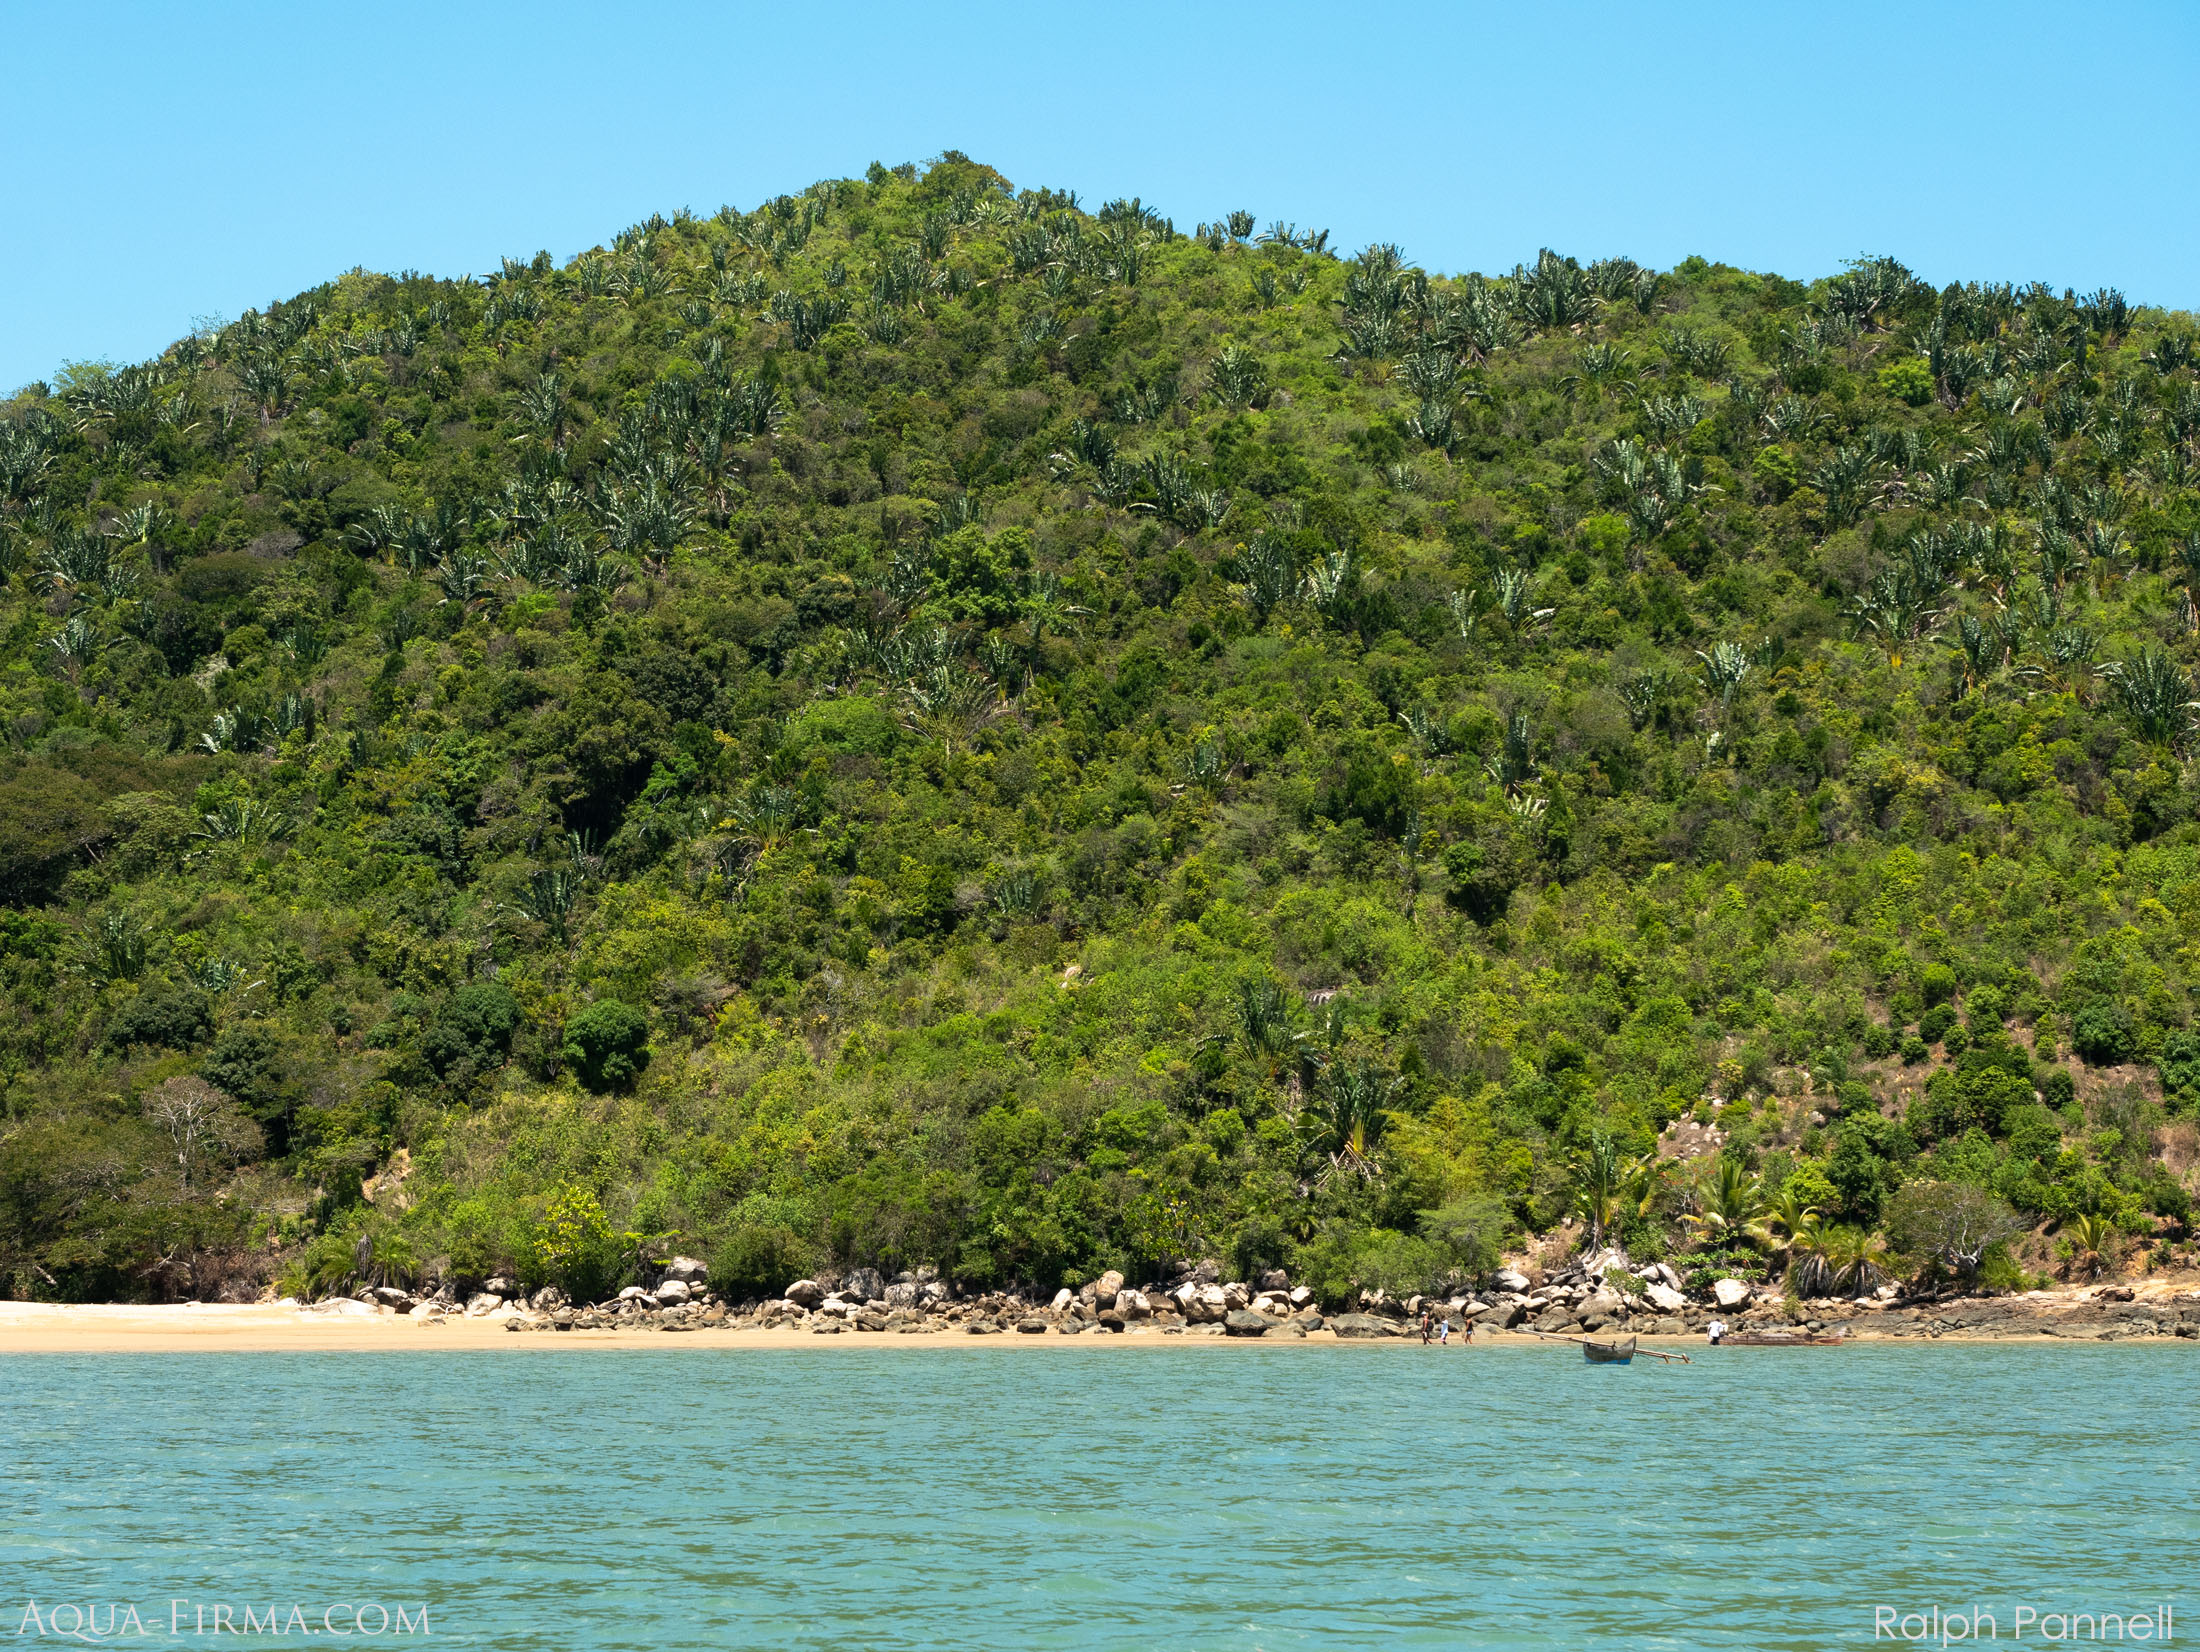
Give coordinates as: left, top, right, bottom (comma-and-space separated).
5, 1293, 2192, 1352
0, 1301, 1403, 1354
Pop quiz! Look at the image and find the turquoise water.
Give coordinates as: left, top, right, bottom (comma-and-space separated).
3, 1344, 2190, 1649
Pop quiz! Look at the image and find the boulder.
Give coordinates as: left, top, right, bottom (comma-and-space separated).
1712, 1278, 1753, 1309
1223, 1309, 1271, 1337
465, 1293, 503, 1317
529, 1286, 567, 1312
406, 1300, 446, 1320
1494, 1268, 1531, 1294
618, 1285, 653, 1301
370, 1286, 412, 1307
653, 1279, 692, 1306
661, 1256, 709, 1284
1252, 1292, 1292, 1319
1096, 1310, 1126, 1331
855, 1311, 889, 1332
845, 1267, 884, 1302
1014, 1317, 1050, 1334
1050, 1287, 1075, 1312
1584, 1288, 1628, 1320
1178, 1283, 1227, 1323
1327, 1313, 1388, 1338
884, 1281, 920, 1310
1258, 1268, 1290, 1291
1117, 1288, 1151, 1319
1222, 1281, 1251, 1310
482, 1275, 519, 1299
1654, 1316, 1689, 1336
1288, 1285, 1313, 1308
1532, 1306, 1578, 1333
1481, 1301, 1524, 1329
784, 1279, 825, 1309
1645, 1282, 1688, 1313
1092, 1269, 1125, 1309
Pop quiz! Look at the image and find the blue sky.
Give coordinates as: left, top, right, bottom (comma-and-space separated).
7, 0, 2196, 392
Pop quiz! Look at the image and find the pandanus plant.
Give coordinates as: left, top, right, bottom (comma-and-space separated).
1695, 641, 1752, 714
2104, 647, 2199, 745
1303, 1060, 1397, 1186
1231, 535, 1299, 625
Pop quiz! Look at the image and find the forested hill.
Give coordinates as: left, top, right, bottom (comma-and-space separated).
3, 153, 2196, 1307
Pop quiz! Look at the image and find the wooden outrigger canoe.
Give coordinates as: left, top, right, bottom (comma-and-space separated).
1522, 1328, 1692, 1364
1720, 1327, 1849, 1347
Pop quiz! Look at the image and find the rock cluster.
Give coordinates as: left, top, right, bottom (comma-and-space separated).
312, 1252, 2200, 1344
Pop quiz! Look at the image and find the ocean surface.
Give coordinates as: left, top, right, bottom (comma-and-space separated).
2, 1342, 2189, 1649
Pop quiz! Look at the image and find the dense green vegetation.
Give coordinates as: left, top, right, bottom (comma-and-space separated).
3, 154, 2196, 1305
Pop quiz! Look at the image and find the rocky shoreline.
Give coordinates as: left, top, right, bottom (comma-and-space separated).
301, 1254, 2200, 1345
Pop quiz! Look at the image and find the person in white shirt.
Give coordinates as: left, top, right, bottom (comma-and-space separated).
1707, 1317, 1727, 1344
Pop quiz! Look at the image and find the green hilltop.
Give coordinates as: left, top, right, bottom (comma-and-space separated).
1, 152, 2195, 1304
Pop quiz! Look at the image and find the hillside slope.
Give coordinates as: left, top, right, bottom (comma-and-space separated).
2, 154, 2195, 1304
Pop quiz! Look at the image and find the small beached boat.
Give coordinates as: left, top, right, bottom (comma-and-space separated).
1721, 1327, 1849, 1347
1582, 1334, 1636, 1364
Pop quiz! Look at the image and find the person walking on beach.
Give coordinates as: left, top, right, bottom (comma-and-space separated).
1418, 1309, 1433, 1344
1437, 1317, 1450, 1346
1707, 1317, 1727, 1345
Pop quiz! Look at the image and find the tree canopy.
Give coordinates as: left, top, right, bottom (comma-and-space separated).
0, 155, 2195, 1303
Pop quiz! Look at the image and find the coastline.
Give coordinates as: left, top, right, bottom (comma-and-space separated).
4, 1291, 2195, 1354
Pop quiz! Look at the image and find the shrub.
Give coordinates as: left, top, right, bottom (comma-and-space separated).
1417, 1196, 1510, 1276
2155, 1029, 2200, 1108
1877, 359, 1935, 406
420, 982, 521, 1081
2070, 999, 2137, 1065
102, 985, 213, 1052
529, 1183, 632, 1303
1292, 1226, 1451, 1307
1919, 1004, 1957, 1044
1899, 1033, 1929, 1064
1861, 1023, 1895, 1060
560, 1000, 651, 1092
1886, 1181, 2024, 1282
711, 1222, 817, 1299
1919, 963, 1959, 1007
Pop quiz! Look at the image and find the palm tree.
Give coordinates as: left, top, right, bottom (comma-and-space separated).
1570, 1130, 1625, 1250
1824, 1226, 1892, 1294
1684, 1158, 1767, 1250
2065, 1212, 2117, 1281
1784, 1212, 1841, 1296
1753, 1186, 1821, 1254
